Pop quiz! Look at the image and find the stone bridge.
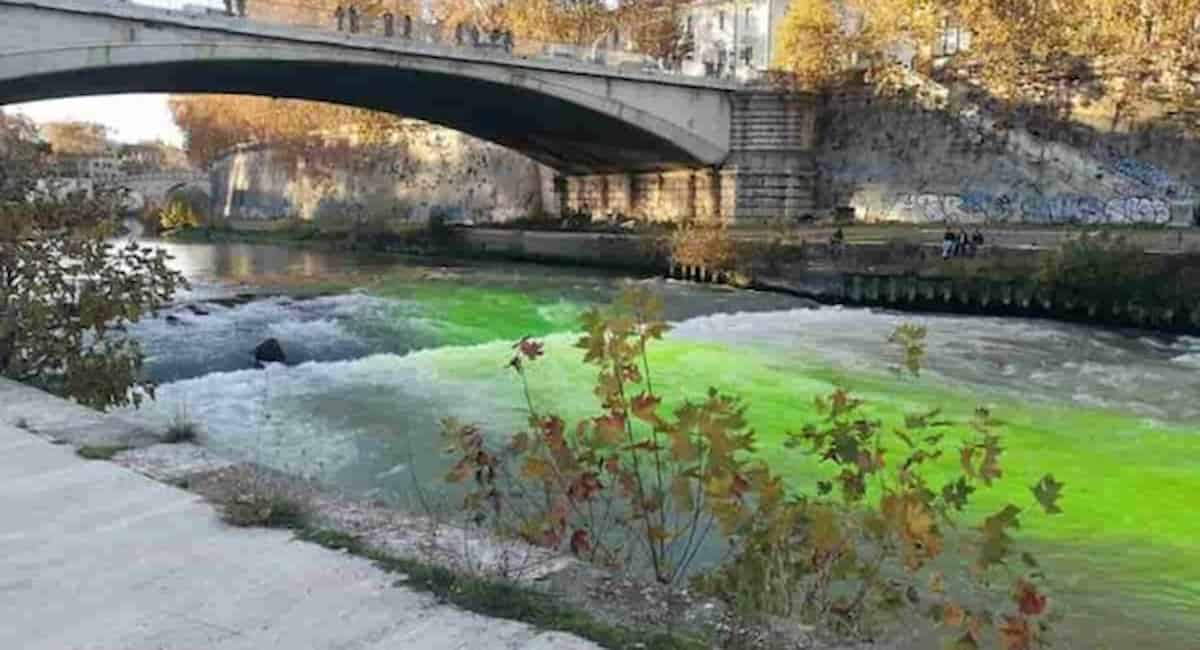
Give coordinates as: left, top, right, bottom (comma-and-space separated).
0, 0, 739, 174
118, 170, 209, 211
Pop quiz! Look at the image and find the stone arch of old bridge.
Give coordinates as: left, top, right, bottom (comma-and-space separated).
0, 0, 736, 175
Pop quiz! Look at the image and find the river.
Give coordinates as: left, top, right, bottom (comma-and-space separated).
120, 239, 1199, 649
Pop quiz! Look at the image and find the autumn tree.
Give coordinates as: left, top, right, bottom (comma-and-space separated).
771, 0, 847, 88
771, 0, 1200, 129
41, 120, 112, 156
616, 0, 690, 63
168, 95, 403, 168
0, 109, 184, 410
0, 111, 43, 193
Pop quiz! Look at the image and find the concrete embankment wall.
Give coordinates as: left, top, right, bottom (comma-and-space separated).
454, 228, 1200, 333
210, 122, 549, 225
815, 81, 1199, 227
753, 272, 1200, 334
450, 228, 664, 271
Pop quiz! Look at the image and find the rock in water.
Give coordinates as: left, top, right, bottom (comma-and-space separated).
253, 338, 287, 365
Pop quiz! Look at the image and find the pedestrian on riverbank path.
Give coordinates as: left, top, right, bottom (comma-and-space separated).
334, 5, 345, 31
942, 226, 956, 259
830, 227, 845, 259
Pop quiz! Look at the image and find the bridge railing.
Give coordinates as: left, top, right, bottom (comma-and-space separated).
121, 0, 746, 84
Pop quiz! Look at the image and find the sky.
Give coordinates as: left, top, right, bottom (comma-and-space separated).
6, 94, 185, 147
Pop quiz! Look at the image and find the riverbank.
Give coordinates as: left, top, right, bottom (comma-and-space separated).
8, 374, 913, 650
163, 221, 1200, 334
0, 378, 724, 649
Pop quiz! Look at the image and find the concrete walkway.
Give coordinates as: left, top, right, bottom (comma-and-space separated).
0, 419, 599, 649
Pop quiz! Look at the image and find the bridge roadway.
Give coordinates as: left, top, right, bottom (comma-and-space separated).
0, 0, 737, 174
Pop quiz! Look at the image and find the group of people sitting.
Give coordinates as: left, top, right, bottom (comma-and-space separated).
942, 226, 985, 259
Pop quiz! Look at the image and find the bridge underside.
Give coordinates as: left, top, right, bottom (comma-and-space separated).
0, 59, 706, 174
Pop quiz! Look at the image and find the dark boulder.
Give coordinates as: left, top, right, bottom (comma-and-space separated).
253, 338, 287, 365
165, 315, 182, 325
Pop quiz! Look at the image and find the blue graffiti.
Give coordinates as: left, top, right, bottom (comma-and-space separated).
1112, 157, 1173, 191
960, 190, 1014, 220
1020, 195, 1105, 224
894, 191, 1171, 225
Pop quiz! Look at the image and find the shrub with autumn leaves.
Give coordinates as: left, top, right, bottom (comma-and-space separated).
442, 287, 1063, 649
668, 222, 737, 274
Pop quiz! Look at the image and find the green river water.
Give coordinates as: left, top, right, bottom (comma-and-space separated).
123, 240, 1199, 649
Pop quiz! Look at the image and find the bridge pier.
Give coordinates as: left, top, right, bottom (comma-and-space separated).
557, 92, 820, 225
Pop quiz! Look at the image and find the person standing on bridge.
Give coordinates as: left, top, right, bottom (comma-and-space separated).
234, 0, 245, 17
348, 6, 360, 33
222, 0, 233, 16
334, 5, 345, 31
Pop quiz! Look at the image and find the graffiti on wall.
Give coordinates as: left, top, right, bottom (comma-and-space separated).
893, 191, 1174, 225
1094, 150, 1194, 199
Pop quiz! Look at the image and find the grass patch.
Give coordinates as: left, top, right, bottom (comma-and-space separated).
219, 492, 310, 529
76, 444, 131, 460
295, 527, 705, 650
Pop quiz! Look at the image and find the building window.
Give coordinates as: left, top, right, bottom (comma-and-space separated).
744, 7, 751, 28
935, 18, 965, 57
718, 10, 724, 30
686, 14, 693, 36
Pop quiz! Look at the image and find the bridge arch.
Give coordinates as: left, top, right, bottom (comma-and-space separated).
0, 0, 734, 173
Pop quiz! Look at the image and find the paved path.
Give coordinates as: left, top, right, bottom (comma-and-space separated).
0, 420, 599, 650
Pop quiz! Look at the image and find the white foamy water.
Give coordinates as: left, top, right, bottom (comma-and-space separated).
125, 300, 1200, 495
131, 292, 436, 382
670, 306, 1200, 422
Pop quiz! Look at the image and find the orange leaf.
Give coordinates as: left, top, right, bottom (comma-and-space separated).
1013, 578, 1048, 616
998, 615, 1033, 650
569, 529, 591, 556
521, 455, 551, 481
604, 454, 621, 475
630, 392, 661, 424
508, 432, 530, 454
593, 414, 626, 446
943, 602, 965, 627
513, 336, 544, 361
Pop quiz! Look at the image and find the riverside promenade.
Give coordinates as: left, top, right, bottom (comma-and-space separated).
0, 380, 597, 650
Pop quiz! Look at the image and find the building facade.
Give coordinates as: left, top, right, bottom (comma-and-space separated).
679, 0, 790, 80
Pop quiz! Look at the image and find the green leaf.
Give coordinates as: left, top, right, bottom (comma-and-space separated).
1031, 474, 1064, 515
941, 477, 975, 511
